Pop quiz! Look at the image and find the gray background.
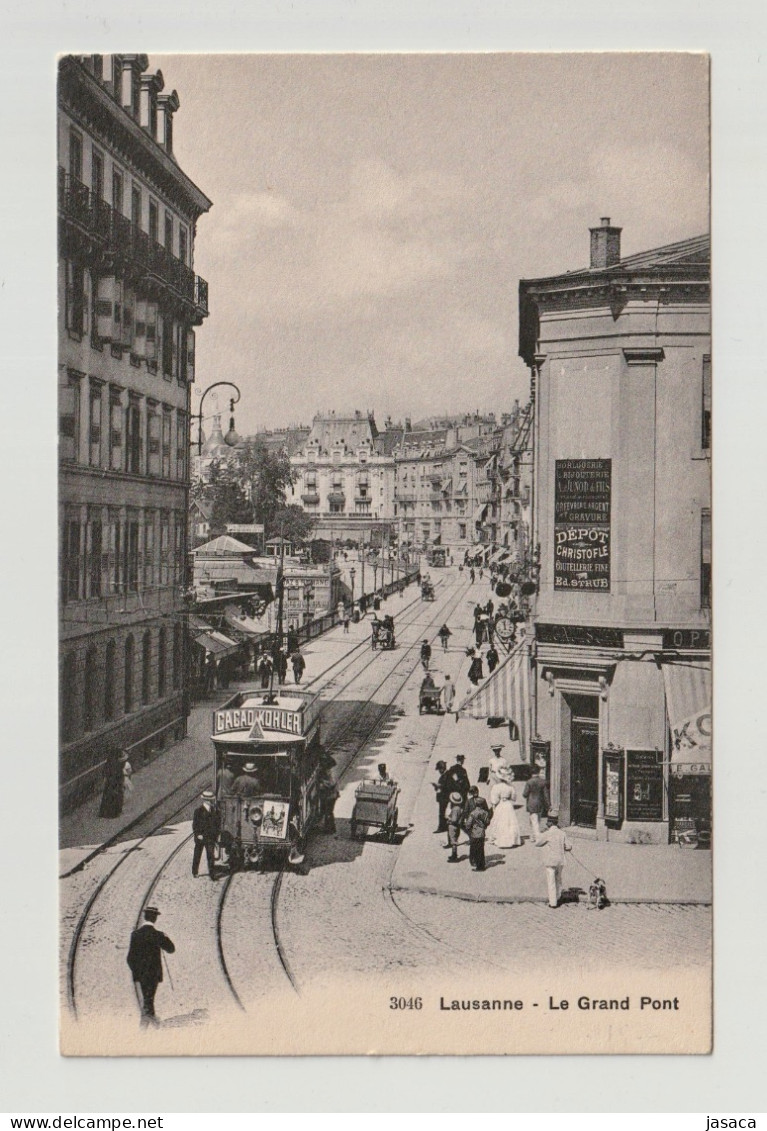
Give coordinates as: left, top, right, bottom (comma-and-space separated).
3, 0, 764, 1113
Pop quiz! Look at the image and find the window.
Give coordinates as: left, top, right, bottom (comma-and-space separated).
65, 260, 86, 337
142, 630, 152, 704
60, 653, 78, 743
104, 640, 116, 720
147, 403, 161, 476
91, 148, 104, 200
125, 397, 142, 474
149, 199, 158, 244
88, 512, 103, 598
111, 168, 123, 213
459, 523, 467, 539
59, 372, 81, 462
109, 388, 123, 470
174, 516, 184, 584
62, 514, 82, 603
164, 211, 173, 251
161, 315, 174, 377
89, 381, 102, 466
160, 512, 170, 584
69, 129, 83, 181
131, 184, 141, 229
178, 226, 187, 265
701, 508, 711, 609
108, 509, 121, 594
176, 411, 187, 480
162, 409, 172, 477
124, 635, 134, 713
172, 622, 182, 689
83, 647, 98, 732
702, 355, 711, 450
158, 628, 167, 697
124, 515, 139, 593
144, 512, 155, 587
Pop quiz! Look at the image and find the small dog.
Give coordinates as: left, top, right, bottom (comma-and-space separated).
587, 877, 608, 910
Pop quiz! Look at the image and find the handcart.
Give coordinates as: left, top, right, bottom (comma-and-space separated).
350, 779, 399, 842
421, 580, 435, 601
418, 685, 443, 715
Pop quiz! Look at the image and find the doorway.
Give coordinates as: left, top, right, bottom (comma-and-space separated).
569, 697, 599, 827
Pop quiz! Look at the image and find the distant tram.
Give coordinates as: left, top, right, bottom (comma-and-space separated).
427, 546, 448, 568
211, 687, 324, 871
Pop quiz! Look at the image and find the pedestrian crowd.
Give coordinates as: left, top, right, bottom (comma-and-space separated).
431, 747, 568, 904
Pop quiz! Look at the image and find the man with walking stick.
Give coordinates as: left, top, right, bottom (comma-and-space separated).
126, 906, 175, 1026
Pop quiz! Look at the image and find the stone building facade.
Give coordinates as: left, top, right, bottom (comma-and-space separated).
58, 54, 211, 809
519, 220, 711, 843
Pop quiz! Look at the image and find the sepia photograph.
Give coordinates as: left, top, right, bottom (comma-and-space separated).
56, 50, 712, 1056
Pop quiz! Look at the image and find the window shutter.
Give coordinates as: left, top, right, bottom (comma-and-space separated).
171, 319, 179, 379
121, 286, 134, 348
133, 298, 147, 357
186, 328, 195, 383
96, 276, 117, 340
60, 384, 77, 461
145, 301, 157, 360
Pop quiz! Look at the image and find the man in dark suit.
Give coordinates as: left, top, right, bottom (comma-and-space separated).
523, 766, 551, 841
126, 906, 175, 1026
445, 754, 471, 802
192, 790, 220, 880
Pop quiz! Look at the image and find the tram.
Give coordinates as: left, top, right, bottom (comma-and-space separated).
211, 687, 324, 871
427, 546, 448, 568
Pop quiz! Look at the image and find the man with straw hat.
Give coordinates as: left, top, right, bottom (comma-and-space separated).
192, 789, 219, 880
232, 762, 261, 797
534, 809, 572, 908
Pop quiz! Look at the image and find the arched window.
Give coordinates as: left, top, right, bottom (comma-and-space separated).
141, 630, 151, 704
83, 646, 98, 732
172, 622, 182, 689
104, 640, 116, 720
60, 652, 78, 743
157, 627, 166, 698
124, 635, 134, 713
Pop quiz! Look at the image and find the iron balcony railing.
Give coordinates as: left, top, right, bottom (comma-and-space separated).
58, 169, 209, 316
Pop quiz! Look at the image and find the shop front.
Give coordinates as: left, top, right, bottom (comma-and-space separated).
534, 625, 710, 845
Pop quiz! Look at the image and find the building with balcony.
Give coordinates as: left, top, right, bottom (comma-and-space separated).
58, 54, 212, 809
519, 219, 711, 844
288, 411, 397, 543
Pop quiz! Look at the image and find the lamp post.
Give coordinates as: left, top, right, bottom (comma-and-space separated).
192, 381, 242, 455
349, 567, 356, 607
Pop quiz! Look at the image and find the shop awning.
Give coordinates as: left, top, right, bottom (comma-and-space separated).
457, 641, 532, 758
194, 630, 240, 658
663, 660, 711, 774
488, 547, 509, 565
473, 503, 489, 524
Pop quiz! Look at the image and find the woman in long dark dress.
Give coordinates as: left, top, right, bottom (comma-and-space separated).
99, 748, 124, 818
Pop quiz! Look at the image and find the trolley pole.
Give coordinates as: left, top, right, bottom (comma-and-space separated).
267, 526, 285, 704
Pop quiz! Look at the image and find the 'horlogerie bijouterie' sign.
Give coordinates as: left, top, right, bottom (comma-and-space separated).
554, 459, 611, 591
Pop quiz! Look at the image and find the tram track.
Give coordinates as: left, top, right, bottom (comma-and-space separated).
238, 574, 470, 1002
65, 572, 470, 1019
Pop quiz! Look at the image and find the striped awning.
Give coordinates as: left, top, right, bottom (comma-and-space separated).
457, 641, 532, 759
663, 660, 711, 774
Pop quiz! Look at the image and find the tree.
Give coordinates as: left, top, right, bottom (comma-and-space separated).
268, 504, 317, 546
205, 459, 252, 537
233, 440, 296, 533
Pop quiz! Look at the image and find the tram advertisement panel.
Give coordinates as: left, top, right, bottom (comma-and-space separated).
554, 458, 611, 591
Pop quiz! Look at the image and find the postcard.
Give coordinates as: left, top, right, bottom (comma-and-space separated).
58, 51, 711, 1056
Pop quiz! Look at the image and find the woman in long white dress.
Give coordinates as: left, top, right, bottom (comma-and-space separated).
487, 773, 522, 848
487, 745, 508, 790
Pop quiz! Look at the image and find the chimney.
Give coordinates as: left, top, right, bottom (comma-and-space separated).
589, 217, 622, 269
140, 70, 164, 137
156, 90, 180, 154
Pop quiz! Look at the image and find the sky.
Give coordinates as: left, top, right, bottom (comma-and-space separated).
153, 53, 710, 435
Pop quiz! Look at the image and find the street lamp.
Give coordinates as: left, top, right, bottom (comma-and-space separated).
192, 381, 242, 455
349, 567, 356, 606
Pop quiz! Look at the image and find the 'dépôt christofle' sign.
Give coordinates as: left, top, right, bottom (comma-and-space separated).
554, 458, 611, 591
